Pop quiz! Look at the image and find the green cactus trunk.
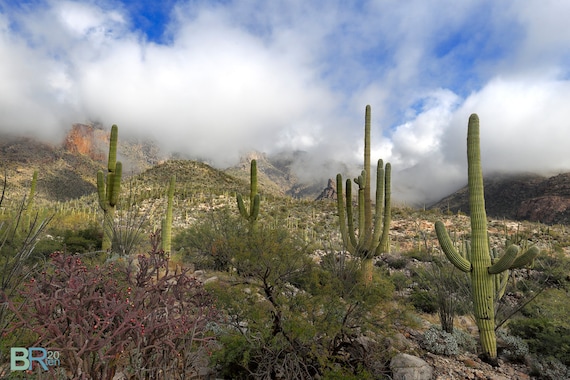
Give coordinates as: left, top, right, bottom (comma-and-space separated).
237, 159, 260, 233
336, 105, 392, 286
161, 175, 176, 253
97, 125, 122, 251
435, 114, 539, 363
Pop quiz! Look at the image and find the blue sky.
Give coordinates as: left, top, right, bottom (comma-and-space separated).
1, 0, 570, 204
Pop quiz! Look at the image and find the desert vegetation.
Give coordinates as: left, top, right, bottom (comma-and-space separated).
0, 109, 569, 379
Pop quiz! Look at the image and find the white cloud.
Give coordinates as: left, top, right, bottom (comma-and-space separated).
1, 0, 570, 204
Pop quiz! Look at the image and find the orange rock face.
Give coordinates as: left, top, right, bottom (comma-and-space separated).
63, 124, 108, 162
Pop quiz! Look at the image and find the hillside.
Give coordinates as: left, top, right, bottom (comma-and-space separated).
430, 172, 570, 225
1, 131, 570, 379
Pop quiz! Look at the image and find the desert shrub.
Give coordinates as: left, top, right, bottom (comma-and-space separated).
507, 287, 570, 366
508, 318, 570, 366
174, 207, 247, 271
7, 235, 219, 379
36, 224, 102, 256
0, 199, 51, 368
528, 356, 570, 380
533, 252, 570, 288
409, 288, 439, 314
420, 325, 477, 356
389, 270, 411, 291
496, 329, 529, 363
410, 256, 471, 333
207, 222, 398, 379
383, 254, 410, 270
421, 326, 459, 356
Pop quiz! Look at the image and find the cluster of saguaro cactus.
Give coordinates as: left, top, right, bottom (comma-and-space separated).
97, 125, 122, 251
161, 175, 176, 253
434, 114, 539, 363
336, 105, 391, 284
236, 159, 260, 232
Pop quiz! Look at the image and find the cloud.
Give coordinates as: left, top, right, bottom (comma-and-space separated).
1, 0, 570, 205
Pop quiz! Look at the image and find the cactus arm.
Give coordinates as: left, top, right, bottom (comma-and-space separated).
363, 105, 372, 242
510, 246, 540, 269
435, 221, 471, 272
345, 179, 358, 250
355, 170, 366, 250
97, 170, 109, 211
488, 245, 519, 274
109, 162, 122, 206
250, 159, 258, 205
336, 174, 350, 250
377, 162, 391, 254
108, 125, 118, 172
236, 194, 248, 218
251, 194, 260, 220
372, 160, 385, 248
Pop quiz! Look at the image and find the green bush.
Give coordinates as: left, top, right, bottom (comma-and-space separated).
409, 288, 438, 314
202, 215, 398, 378
509, 318, 570, 366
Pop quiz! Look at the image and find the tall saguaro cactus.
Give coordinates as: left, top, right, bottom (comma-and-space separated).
236, 159, 260, 232
336, 105, 391, 284
434, 114, 539, 363
97, 125, 122, 251
161, 175, 176, 253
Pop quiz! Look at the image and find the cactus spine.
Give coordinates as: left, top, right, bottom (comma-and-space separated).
97, 125, 122, 251
161, 175, 176, 253
434, 114, 539, 363
237, 159, 260, 232
336, 105, 391, 284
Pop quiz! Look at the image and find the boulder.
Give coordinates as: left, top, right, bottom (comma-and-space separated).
390, 353, 433, 380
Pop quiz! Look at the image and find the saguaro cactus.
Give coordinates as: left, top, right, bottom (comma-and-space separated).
336, 105, 391, 284
236, 159, 260, 232
97, 125, 122, 251
434, 114, 539, 363
161, 175, 176, 253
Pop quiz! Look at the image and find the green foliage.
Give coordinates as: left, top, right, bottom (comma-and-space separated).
508, 288, 570, 366
192, 208, 397, 378
0, 173, 52, 366
174, 207, 247, 271
410, 288, 438, 314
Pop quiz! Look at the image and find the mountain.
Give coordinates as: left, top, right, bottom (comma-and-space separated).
224, 151, 327, 200
430, 172, 570, 224
0, 124, 162, 203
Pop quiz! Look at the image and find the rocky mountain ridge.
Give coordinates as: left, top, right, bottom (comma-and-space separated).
430, 172, 570, 224
2, 127, 570, 225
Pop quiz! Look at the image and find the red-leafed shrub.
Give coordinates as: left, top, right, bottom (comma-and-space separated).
8, 234, 219, 379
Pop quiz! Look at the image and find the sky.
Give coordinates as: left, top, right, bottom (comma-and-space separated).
1, 0, 570, 205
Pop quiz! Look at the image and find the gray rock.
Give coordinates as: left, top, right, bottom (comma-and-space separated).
390, 353, 433, 380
